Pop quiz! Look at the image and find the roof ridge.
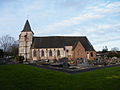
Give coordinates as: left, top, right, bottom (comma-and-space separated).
33, 36, 86, 38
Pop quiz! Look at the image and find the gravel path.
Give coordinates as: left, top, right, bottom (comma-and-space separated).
29, 64, 120, 74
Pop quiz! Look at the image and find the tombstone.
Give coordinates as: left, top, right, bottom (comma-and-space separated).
63, 58, 70, 68
63, 61, 70, 68
77, 58, 84, 64
59, 57, 68, 63
81, 59, 91, 67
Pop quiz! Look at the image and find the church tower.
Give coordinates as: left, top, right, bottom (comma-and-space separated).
19, 20, 34, 61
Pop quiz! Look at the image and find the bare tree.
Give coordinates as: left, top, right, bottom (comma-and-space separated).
0, 35, 15, 52
7, 40, 19, 56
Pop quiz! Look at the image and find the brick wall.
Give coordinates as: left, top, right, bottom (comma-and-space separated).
86, 51, 96, 60
72, 42, 86, 60
72, 42, 96, 60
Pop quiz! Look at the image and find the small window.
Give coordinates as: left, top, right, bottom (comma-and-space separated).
33, 50, 36, 57
91, 52, 93, 57
66, 50, 69, 52
57, 50, 60, 56
41, 50, 44, 56
24, 35, 27, 41
49, 50, 52, 56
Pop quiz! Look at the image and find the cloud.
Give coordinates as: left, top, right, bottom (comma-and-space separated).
106, 1, 120, 8
55, 0, 92, 9
88, 1, 120, 14
19, 1, 44, 14
38, 1, 120, 35
40, 12, 104, 34
0, 0, 120, 51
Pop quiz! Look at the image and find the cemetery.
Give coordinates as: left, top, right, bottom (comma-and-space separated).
1, 53, 120, 73
27, 56, 120, 73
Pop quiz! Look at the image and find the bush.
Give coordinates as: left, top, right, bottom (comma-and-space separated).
59, 57, 68, 63
15, 56, 24, 63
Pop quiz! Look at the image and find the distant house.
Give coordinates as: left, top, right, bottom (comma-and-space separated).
0, 49, 3, 58
19, 20, 96, 61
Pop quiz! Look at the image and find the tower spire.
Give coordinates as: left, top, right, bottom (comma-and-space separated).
22, 20, 33, 33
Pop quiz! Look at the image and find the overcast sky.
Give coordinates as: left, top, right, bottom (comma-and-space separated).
0, 0, 120, 51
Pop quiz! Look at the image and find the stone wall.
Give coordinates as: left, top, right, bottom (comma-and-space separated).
32, 48, 65, 60
86, 51, 96, 60
19, 31, 96, 61
31, 44, 96, 61
19, 32, 33, 60
72, 42, 86, 60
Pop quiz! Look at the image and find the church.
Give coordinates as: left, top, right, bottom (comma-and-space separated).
19, 20, 96, 61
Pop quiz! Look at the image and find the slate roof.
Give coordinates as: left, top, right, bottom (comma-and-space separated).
31, 36, 95, 51
22, 20, 33, 33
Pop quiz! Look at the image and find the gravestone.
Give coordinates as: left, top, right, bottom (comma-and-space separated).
77, 58, 84, 64
63, 58, 70, 68
63, 61, 70, 68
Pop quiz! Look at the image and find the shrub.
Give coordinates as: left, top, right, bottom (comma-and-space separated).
15, 56, 24, 63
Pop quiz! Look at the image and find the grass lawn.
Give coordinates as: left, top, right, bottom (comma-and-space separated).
0, 64, 120, 90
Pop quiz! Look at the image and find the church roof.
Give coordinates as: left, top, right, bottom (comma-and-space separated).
22, 20, 33, 33
31, 36, 95, 51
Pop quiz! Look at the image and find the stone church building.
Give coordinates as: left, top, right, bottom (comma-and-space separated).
19, 20, 96, 61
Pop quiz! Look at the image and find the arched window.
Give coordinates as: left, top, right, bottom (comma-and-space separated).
33, 50, 36, 57
49, 50, 52, 56
41, 50, 44, 56
66, 50, 69, 52
91, 52, 93, 57
57, 50, 60, 56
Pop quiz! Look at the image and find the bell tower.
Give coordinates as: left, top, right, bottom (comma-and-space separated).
19, 20, 34, 61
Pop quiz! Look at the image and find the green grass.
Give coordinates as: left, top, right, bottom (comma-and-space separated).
0, 64, 120, 90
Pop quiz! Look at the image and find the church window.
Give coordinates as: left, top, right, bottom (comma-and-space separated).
57, 50, 60, 56
90, 52, 93, 57
66, 50, 69, 52
41, 50, 44, 56
49, 50, 52, 56
24, 35, 27, 41
33, 50, 36, 57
